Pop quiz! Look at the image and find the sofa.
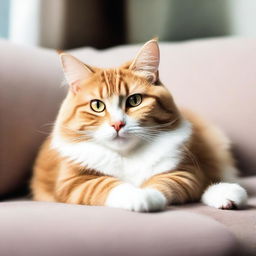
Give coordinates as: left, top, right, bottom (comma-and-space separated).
0, 38, 255, 256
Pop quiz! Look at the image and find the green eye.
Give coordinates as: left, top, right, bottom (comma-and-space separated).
126, 94, 142, 107
90, 100, 105, 113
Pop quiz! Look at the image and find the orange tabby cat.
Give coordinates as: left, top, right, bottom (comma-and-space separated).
31, 39, 247, 211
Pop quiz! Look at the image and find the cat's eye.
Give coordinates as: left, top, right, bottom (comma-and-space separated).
90, 100, 105, 113
126, 94, 142, 108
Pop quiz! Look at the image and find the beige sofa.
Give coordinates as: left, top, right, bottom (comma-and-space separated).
0, 38, 255, 256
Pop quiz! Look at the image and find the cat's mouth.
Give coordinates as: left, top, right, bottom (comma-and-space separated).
112, 133, 128, 142
101, 130, 140, 152
108, 131, 136, 146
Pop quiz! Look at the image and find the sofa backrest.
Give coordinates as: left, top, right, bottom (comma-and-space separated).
0, 40, 66, 196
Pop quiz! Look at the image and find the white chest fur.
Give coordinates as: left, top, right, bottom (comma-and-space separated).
52, 120, 192, 187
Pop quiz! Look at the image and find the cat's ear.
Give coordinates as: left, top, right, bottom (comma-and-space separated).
129, 39, 160, 83
59, 53, 93, 94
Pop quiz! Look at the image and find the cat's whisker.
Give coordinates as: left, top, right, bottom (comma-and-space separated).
35, 122, 59, 136
35, 129, 52, 136
71, 135, 95, 143
126, 119, 178, 136
41, 122, 56, 128
142, 119, 179, 129
130, 132, 157, 142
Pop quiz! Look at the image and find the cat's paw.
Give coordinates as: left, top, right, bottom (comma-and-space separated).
201, 183, 248, 210
105, 184, 167, 212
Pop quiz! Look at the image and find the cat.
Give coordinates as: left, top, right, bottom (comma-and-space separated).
31, 39, 248, 212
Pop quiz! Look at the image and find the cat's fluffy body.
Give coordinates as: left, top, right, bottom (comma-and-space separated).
31, 40, 247, 211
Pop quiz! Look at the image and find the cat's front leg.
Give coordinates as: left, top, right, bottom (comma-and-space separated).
55, 166, 167, 211
141, 170, 248, 210
105, 183, 167, 212
141, 170, 205, 205
201, 183, 248, 209
55, 173, 123, 206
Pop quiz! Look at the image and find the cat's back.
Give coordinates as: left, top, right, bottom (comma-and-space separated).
31, 136, 61, 201
180, 108, 237, 181
180, 108, 230, 150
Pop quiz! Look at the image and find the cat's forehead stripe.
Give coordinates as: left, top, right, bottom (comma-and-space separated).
98, 70, 130, 98
103, 70, 110, 96
115, 68, 120, 91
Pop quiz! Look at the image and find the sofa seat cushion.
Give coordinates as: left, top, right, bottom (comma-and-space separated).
0, 201, 238, 256
1, 178, 255, 256
170, 176, 256, 255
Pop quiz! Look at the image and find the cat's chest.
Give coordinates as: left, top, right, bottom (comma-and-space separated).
52, 121, 192, 187
75, 140, 181, 186
107, 149, 180, 186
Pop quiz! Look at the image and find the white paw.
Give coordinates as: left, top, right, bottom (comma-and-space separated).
105, 183, 167, 212
201, 183, 248, 210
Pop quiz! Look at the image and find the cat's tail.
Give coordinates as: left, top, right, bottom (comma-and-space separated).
201, 182, 248, 209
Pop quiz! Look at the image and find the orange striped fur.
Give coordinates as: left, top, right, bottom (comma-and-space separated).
31, 39, 245, 211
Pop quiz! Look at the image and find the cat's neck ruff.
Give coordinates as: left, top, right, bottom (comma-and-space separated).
51, 119, 192, 187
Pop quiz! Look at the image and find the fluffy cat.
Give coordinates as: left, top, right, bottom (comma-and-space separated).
31, 39, 247, 212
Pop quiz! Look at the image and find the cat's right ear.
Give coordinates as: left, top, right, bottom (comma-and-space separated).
59, 53, 93, 94
129, 39, 160, 83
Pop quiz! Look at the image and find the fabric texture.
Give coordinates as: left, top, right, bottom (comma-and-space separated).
0, 40, 66, 195
171, 176, 256, 255
0, 202, 238, 256
1, 175, 256, 256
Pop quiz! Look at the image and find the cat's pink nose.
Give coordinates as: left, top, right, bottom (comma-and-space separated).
111, 121, 125, 132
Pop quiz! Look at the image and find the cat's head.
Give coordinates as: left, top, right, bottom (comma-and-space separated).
55, 39, 181, 153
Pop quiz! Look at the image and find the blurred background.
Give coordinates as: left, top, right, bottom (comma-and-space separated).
1, 0, 256, 50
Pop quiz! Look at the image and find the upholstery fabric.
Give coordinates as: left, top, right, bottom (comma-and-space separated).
0, 40, 66, 195
0, 202, 238, 256
1, 175, 256, 255
170, 176, 256, 255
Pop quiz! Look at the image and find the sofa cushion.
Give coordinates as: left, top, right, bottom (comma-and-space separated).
1, 38, 256, 196
0, 40, 66, 196
1, 177, 255, 255
170, 176, 256, 255
0, 201, 238, 256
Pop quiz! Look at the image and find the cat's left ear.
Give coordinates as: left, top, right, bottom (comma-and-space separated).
129, 39, 160, 83
59, 52, 94, 94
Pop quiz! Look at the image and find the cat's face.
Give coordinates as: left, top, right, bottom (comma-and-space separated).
56, 40, 180, 153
